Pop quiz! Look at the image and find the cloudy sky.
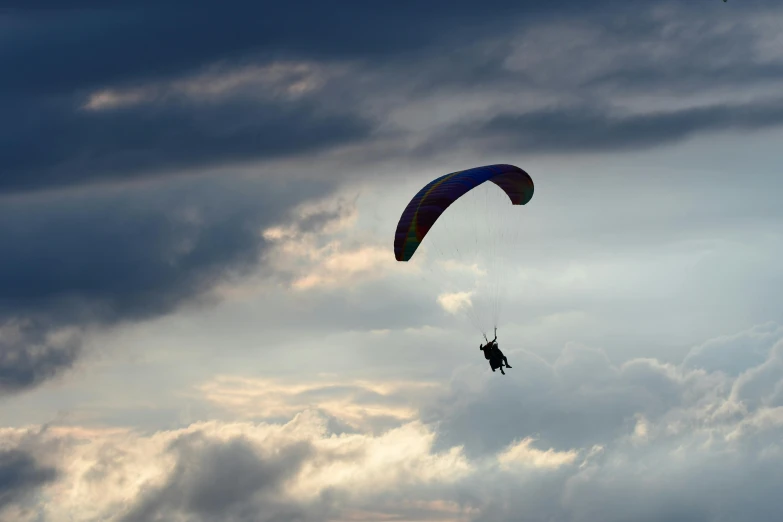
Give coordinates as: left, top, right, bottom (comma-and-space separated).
3, 1, 783, 521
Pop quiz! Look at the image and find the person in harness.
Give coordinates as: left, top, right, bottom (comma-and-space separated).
479, 328, 512, 375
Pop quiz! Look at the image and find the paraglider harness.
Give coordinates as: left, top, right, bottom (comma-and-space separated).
480, 328, 510, 374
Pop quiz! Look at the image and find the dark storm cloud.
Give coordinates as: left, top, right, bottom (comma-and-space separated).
0, 94, 372, 194
2, 0, 779, 195
2, 0, 626, 94
0, 449, 58, 512
382, 3, 783, 159
0, 0, 666, 196
519, 8, 783, 96
0, 320, 82, 393
121, 433, 322, 522
0, 175, 332, 395
421, 98, 783, 155
0, 178, 329, 322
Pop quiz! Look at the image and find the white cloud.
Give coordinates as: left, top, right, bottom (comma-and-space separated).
291, 244, 392, 290
259, 193, 397, 292
4, 324, 783, 521
1, 412, 472, 522
497, 437, 579, 470
437, 291, 474, 315
196, 375, 440, 433
83, 61, 341, 111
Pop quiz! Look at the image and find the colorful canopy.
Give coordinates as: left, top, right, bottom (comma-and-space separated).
394, 164, 534, 262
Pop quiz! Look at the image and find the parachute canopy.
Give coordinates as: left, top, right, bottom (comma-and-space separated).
394, 164, 534, 262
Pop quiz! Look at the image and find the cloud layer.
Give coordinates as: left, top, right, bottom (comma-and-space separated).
3, 3, 783, 520
0, 176, 332, 394
2, 324, 783, 521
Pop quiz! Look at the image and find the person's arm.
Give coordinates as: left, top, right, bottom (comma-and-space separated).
491, 328, 497, 343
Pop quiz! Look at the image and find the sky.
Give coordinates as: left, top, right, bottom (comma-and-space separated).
2, 1, 783, 521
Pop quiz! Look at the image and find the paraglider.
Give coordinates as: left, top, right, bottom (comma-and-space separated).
394, 164, 533, 262
393, 164, 534, 374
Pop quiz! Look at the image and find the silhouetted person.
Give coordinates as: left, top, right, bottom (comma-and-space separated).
479, 328, 511, 375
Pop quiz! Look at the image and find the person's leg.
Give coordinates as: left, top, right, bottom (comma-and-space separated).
503, 356, 512, 368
